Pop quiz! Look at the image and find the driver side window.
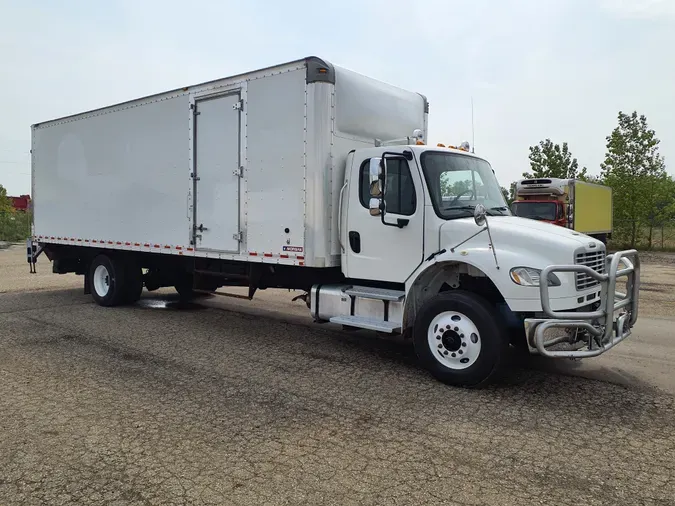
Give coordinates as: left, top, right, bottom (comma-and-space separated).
359, 158, 416, 216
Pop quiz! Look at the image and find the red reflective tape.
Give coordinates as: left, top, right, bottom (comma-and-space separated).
297, 256, 304, 260
153, 244, 160, 248
280, 254, 289, 258
134, 243, 141, 247
116, 241, 122, 245
125, 242, 131, 246
264, 253, 273, 257
175, 246, 182, 250
186, 247, 194, 251
249, 252, 258, 256
144, 243, 150, 247
108, 241, 113, 244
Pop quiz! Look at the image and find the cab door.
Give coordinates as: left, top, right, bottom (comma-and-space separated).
343, 149, 425, 284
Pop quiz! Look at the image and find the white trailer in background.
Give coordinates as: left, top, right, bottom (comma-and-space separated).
29, 57, 640, 387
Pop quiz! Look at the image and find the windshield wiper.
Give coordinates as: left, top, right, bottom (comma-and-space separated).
489, 206, 509, 215
443, 205, 476, 211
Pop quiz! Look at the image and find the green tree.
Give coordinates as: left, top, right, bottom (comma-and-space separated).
600, 111, 669, 248
501, 186, 514, 205
0, 184, 14, 214
524, 139, 588, 180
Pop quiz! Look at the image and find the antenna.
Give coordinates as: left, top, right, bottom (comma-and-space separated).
471, 97, 475, 153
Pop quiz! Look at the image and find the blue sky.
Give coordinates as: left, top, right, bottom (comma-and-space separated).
1, 0, 673, 195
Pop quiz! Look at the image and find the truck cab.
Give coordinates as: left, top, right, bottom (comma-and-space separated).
312, 137, 639, 386
510, 178, 569, 227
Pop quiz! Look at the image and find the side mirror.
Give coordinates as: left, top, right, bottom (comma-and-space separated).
369, 157, 383, 197
474, 204, 487, 226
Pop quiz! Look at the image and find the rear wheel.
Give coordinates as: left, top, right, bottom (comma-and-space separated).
123, 262, 143, 304
89, 255, 128, 307
413, 291, 508, 387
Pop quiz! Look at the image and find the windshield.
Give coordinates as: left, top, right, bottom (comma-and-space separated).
511, 201, 558, 221
420, 151, 510, 219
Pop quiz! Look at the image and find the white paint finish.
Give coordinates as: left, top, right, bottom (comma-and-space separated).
333, 66, 426, 144
304, 82, 334, 267
245, 69, 307, 257
344, 147, 425, 283
194, 93, 241, 252
31, 57, 430, 271
92, 264, 110, 297
428, 311, 481, 370
33, 94, 191, 247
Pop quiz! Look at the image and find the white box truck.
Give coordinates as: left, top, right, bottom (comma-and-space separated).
28, 56, 640, 387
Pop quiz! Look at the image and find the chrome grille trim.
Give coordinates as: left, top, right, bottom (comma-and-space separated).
575, 249, 606, 290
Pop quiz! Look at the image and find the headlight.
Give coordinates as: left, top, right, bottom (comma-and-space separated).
509, 267, 561, 287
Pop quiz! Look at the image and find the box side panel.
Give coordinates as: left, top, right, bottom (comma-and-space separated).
305, 82, 334, 268
574, 182, 613, 234
245, 68, 307, 259
333, 66, 426, 143
32, 95, 190, 246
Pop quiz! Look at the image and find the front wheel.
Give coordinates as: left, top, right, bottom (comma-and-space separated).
413, 291, 508, 388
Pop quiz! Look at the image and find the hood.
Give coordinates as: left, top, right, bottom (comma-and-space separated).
439, 216, 603, 267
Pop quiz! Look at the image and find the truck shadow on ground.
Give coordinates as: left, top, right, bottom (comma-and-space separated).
130, 291, 665, 398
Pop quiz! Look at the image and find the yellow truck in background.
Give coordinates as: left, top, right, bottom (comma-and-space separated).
511, 178, 613, 244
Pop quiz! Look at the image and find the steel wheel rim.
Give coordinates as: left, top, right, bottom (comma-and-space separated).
427, 311, 481, 370
93, 264, 111, 297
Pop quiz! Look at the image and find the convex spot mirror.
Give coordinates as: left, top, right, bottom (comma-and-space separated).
474, 203, 487, 226
369, 157, 384, 216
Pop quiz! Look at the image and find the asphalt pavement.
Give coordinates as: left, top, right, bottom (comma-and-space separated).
1, 284, 674, 505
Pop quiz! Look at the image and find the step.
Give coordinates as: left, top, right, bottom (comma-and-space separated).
329, 315, 401, 333
345, 285, 405, 301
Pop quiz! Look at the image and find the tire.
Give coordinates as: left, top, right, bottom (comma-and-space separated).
89, 255, 128, 307
413, 290, 508, 388
174, 275, 196, 300
123, 262, 143, 304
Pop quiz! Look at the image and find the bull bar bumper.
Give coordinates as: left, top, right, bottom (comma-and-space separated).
524, 249, 640, 358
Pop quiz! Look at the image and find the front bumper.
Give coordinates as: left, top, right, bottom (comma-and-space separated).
524, 249, 640, 358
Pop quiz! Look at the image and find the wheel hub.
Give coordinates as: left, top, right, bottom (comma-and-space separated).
428, 311, 481, 370
441, 330, 462, 352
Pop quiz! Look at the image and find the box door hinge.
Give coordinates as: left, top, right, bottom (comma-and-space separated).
233, 99, 244, 111
190, 103, 200, 115
233, 166, 244, 177
233, 231, 243, 242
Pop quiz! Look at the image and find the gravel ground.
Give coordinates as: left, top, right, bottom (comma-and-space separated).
1, 245, 674, 505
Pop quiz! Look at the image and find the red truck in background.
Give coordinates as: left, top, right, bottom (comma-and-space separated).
8, 195, 31, 212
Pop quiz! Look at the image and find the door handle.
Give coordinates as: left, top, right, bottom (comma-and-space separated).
348, 231, 361, 253
198, 224, 208, 232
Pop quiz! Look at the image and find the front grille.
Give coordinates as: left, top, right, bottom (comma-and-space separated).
575, 250, 606, 290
